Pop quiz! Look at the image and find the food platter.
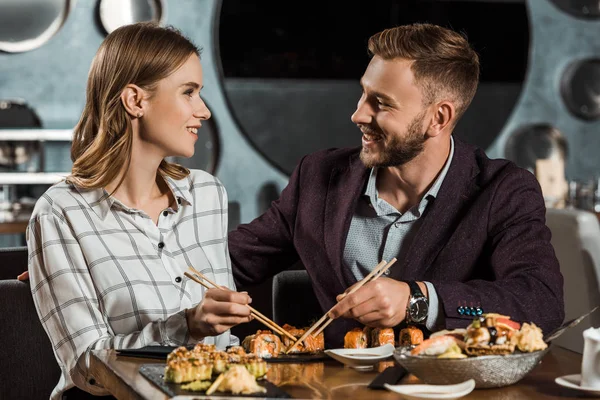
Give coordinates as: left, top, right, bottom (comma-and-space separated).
139, 364, 291, 398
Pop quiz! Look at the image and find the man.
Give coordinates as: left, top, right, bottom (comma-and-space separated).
228, 23, 564, 348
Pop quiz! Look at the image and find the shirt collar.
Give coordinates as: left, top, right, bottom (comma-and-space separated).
364, 136, 455, 214
75, 173, 193, 220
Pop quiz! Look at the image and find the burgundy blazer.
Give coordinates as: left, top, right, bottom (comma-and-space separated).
229, 138, 565, 348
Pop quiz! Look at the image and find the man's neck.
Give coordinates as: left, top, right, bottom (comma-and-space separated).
376, 138, 451, 213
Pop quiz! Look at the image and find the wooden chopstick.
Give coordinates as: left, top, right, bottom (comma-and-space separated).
311, 257, 397, 337
183, 271, 294, 339
184, 268, 297, 342
186, 268, 296, 340
285, 258, 397, 353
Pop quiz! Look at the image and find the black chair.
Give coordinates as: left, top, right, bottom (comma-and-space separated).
0, 245, 28, 280
0, 279, 60, 399
271, 269, 323, 328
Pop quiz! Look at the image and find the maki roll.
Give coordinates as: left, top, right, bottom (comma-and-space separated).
368, 327, 395, 347
164, 355, 213, 383
281, 324, 325, 353
344, 327, 368, 349
242, 330, 283, 358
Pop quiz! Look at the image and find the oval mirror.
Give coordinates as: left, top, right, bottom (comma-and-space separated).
99, 0, 165, 35
0, 0, 72, 53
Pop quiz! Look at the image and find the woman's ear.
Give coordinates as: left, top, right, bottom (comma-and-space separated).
120, 84, 146, 118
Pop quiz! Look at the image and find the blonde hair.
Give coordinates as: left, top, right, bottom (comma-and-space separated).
368, 23, 480, 122
67, 22, 200, 189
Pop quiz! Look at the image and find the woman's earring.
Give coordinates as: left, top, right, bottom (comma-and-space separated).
137, 112, 143, 118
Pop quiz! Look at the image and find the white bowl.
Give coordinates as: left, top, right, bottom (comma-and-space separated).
324, 344, 395, 369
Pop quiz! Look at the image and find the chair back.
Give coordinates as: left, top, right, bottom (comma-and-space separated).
0, 246, 28, 280
546, 208, 600, 353
0, 279, 60, 399
271, 269, 322, 328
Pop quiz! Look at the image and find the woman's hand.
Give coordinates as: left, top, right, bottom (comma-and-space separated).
186, 288, 253, 339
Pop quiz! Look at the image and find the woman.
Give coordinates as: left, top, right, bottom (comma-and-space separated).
26, 22, 251, 399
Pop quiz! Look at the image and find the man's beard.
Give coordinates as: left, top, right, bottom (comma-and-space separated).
359, 111, 427, 168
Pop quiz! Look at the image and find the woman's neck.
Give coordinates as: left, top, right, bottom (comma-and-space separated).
105, 155, 165, 210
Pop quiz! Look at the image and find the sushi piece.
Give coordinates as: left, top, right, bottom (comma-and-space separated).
280, 324, 325, 353
369, 327, 395, 347
344, 327, 368, 349
240, 353, 268, 379
399, 326, 424, 346
411, 335, 463, 357
242, 330, 283, 358
164, 356, 213, 383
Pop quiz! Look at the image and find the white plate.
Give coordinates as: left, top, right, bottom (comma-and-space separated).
384, 379, 475, 400
555, 374, 600, 395
324, 344, 395, 368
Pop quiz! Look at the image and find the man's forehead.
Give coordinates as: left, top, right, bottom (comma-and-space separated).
361, 56, 420, 99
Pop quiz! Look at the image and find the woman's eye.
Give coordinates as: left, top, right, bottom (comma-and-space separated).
184, 90, 194, 97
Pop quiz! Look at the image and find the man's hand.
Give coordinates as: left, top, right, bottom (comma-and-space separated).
17, 271, 29, 281
186, 288, 253, 339
327, 278, 427, 328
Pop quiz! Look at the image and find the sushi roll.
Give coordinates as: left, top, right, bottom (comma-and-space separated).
241, 353, 268, 379
344, 327, 368, 349
280, 324, 325, 353
399, 326, 424, 346
164, 356, 213, 383
369, 327, 395, 347
242, 330, 283, 358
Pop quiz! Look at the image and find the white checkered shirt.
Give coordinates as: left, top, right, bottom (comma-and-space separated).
26, 169, 238, 399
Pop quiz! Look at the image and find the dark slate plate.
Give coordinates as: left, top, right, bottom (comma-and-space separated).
139, 364, 291, 398
117, 346, 329, 363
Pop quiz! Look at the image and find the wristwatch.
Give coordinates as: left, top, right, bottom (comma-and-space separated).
405, 281, 429, 324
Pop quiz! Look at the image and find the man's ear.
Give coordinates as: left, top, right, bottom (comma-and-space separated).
120, 84, 146, 118
428, 101, 455, 137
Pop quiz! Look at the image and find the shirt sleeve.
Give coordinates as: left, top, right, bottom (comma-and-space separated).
27, 213, 196, 394
423, 281, 445, 331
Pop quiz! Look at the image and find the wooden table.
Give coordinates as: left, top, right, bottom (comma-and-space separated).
89, 345, 595, 399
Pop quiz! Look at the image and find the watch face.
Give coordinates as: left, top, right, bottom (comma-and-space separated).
409, 298, 429, 322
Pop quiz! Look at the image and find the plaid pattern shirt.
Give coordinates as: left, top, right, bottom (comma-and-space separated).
26, 169, 237, 399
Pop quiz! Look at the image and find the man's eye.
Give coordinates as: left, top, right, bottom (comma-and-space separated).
184, 90, 194, 97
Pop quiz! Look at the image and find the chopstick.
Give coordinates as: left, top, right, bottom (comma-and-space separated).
311, 257, 397, 337
285, 257, 397, 354
184, 268, 297, 342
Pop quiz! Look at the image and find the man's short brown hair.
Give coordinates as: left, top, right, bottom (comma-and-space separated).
368, 23, 480, 122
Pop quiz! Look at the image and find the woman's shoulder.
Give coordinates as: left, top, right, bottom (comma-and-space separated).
30, 180, 89, 219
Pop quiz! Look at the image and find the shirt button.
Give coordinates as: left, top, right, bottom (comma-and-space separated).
163, 211, 168, 217
384, 269, 391, 276
175, 276, 182, 283
158, 242, 164, 249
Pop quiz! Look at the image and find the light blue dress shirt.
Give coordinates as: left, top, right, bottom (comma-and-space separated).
343, 137, 455, 331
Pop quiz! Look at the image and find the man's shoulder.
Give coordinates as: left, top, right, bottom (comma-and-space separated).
456, 139, 539, 190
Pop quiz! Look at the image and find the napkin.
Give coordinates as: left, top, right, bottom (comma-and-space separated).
581, 327, 600, 388
368, 365, 408, 390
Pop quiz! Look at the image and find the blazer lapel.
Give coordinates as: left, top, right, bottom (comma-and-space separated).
324, 151, 370, 289
392, 139, 481, 281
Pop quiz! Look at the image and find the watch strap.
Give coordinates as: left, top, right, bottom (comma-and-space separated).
405, 280, 424, 298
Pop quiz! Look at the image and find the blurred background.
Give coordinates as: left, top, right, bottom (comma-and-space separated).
0, 0, 599, 243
